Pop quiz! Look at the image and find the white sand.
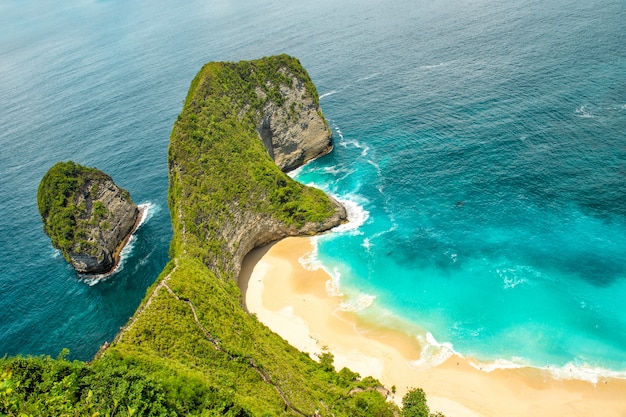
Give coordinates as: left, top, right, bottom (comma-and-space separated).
240, 237, 626, 417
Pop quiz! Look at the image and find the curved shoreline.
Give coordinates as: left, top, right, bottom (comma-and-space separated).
239, 236, 626, 417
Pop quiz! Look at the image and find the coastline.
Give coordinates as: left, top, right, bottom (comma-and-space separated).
83, 203, 150, 283
239, 236, 626, 417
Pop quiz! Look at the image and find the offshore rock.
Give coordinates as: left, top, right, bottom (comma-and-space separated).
37, 161, 139, 275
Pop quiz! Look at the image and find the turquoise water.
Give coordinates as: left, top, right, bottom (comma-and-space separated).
1, 0, 625, 379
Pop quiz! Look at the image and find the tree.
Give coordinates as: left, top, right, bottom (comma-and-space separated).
402, 387, 429, 417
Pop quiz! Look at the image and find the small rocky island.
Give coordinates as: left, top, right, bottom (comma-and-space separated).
37, 161, 140, 275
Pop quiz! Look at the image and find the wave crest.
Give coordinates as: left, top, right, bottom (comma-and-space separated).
332, 195, 370, 234
339, 293, 376, 312
410, 332, 456, 369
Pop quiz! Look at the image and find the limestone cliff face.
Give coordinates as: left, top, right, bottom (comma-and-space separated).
256, 70, 333, 172
222, 194, 346, 280
69, 176, 139, 274
38, 161, 139, 275
168, 55, 346, 282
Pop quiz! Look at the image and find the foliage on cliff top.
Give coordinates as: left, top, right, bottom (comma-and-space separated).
37, 161, 129, 259
168, 54, 336, 274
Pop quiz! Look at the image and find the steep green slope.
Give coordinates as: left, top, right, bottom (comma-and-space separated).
106, 54, 396, 416
37, 161, 139, 274
2, 55, 400, 416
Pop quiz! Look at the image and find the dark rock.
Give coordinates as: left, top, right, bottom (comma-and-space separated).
38, 161, 139, 275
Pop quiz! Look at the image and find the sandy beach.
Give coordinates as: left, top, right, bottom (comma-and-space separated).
239, 237, 626, 417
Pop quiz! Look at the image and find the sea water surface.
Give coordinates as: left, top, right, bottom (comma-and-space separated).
1, 0, 624, 379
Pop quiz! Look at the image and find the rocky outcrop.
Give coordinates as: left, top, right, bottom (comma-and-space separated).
38, 161, 139, 275
256, 70, 333, 172
224, 194, 346, 280
168, 55, 346, 282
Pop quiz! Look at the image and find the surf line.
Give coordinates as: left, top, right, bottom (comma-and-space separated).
82, 202, 151, 285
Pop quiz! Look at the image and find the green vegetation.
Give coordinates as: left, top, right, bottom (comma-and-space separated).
7, 55, 441, 416
36, 161, 128, 261
1, 352, 173, 417
401, 388, 429, 417
38, 161, 100, 256
168, 54, 338, 276
401, 388, 445, 417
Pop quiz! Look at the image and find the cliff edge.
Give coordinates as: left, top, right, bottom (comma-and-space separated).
37, 161, 139, 275
169, 54, 346, 280
256, 67, 333, 171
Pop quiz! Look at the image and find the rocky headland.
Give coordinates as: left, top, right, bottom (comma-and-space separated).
168, 55, 347, 280
37, 161, 140, 275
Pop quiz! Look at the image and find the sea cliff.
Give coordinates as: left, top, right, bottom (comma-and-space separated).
168, 55, 346, 280
37, 161, 139, 275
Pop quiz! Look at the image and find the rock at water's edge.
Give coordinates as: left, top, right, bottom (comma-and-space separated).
256, 69, 333, 172
37, 161, 139, 275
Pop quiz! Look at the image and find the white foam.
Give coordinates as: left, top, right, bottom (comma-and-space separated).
543, 362, 626, 384
82, 202, 153, 286
494, 264, 540, 290
321, 166, 345, 175
338, 137, 369, 156
333, 123, 371, 156
319, 90, 337, 100
366, 159, 382, 177
136, 202, 154, 227
410, 332, 456, 369
339, 292, 376, 312
331, 195, 370, 234
286, 164, 304, 178
497, 268, 528, 289
466, 356, 626, 384
469, 358, 626, 384
356, 72, 380, 83
418, 62, 450, 70
325, 267, 344, 297
334, 126, 344, 141
467, 357, 525, 373
298, 236, 323, 271
297, 237, 344, 297
575, 105, 595, 118
319, 166, 355, 183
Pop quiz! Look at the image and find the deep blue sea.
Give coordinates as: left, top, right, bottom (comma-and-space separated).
1, 0, 624, 380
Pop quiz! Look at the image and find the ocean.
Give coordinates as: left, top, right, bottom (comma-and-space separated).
1, 0, 624, 379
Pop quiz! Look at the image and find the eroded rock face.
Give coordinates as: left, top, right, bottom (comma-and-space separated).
38, 162, 139, 275
167, 55, 347, 283
256, 71, 333, 172
69, 177, 139, 274
225, 195, 346, 280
